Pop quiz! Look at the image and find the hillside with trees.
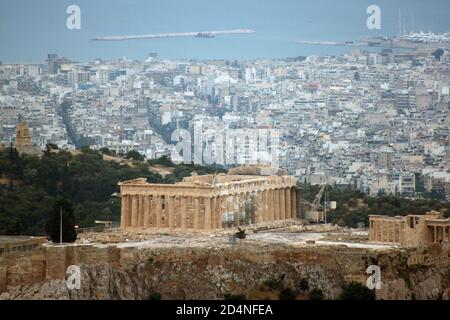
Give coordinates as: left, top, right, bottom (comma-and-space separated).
1, 144, 448, 236
0, 146, 225, 236
300, 183, 450, 228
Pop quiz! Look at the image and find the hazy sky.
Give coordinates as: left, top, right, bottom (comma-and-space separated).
0, 0, 449, 61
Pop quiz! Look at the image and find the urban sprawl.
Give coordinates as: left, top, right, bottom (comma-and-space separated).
1, 46, 449, 200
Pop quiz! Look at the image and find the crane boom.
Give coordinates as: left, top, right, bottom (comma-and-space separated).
312, 184, 326, 208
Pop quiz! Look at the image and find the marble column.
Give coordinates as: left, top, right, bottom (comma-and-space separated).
149, 195, 156, 227
268, 190, 275, 221
204, 197, 212, 230
286, 188, 291, 219
143, 195, 151, 228
262, 190, 269, 222
214, 196, 219, 229
155, 195, 161, 228
227, 194, 234, 226
388, 221, 393, 242
180, 196, 187, 230
131, 195, 138, 227
383, 221, 388, 243
280, 188, 286, 220
120, 195, 128, 228
214, 196, 223, 229
138, 195, 144, 227
193, 197, 200, 229
167, 196, 175, 228
218, 195, 225, 229
291, 188, 297, 219
220, 195, 229, 228
380, 221, 384, 242
127, 195, 131, 228
174, 197, 180, 228
274, 189, 280, 220
377, 221, 382, 242
238, 194, 245, 226
256, 191, 263, 223
234, 195, 240, 227
210, 196, 217, 230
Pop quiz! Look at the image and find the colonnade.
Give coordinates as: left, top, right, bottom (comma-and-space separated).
429, 225, 450, 243
120, 186, 297, 231
369, 218, 405, 243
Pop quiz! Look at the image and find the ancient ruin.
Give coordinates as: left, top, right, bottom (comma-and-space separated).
369, 211, 450, 247
118, 173, 298, 232
15, 122, 32, 146
14, 121, 41, 155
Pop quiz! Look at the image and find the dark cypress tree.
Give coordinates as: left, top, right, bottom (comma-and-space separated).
45, 199, 77, 243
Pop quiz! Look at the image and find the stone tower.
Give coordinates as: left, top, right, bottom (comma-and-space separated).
15, 121, 32, 146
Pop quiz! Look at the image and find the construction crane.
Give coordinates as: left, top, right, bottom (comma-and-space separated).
302, 184, 335, 224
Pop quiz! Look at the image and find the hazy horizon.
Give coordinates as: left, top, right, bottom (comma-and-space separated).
0, 0, 449, 63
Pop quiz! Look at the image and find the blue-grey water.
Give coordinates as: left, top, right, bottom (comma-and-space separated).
0, 0, 449, 62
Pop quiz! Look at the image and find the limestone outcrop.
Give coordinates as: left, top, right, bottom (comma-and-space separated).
0, 242, 448, 300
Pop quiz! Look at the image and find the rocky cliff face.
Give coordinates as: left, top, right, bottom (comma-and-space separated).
0, 242, 448, 300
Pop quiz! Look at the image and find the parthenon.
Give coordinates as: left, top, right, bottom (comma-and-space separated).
118, 173, 298, 232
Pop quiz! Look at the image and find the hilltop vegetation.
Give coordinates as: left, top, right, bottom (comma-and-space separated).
300, 183, 450, 228
0, 146, 225, 236
1, 144, 448, 236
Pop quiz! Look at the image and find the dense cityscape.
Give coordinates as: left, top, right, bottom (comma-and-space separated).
1, 45, 449, 200
1, 0, 450, 304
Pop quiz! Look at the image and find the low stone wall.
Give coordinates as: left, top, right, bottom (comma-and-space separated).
0, 242, 448, 300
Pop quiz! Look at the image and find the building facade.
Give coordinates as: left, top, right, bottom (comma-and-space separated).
119, 173, 297, 232
369, 211, 450, 247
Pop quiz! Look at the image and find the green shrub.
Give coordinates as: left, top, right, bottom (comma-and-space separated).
264, 275, 285, 290
224, 293, 246, 300
309, 288, 324, 300
125, 150, 145, 162
279, 288, 297, 300
298, 278, 309, 292
235, 227, 246, 240
339, 282, 375, 300
148, 292, 162, 300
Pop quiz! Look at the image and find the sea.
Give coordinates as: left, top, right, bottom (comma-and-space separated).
0, 0, 449, 63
